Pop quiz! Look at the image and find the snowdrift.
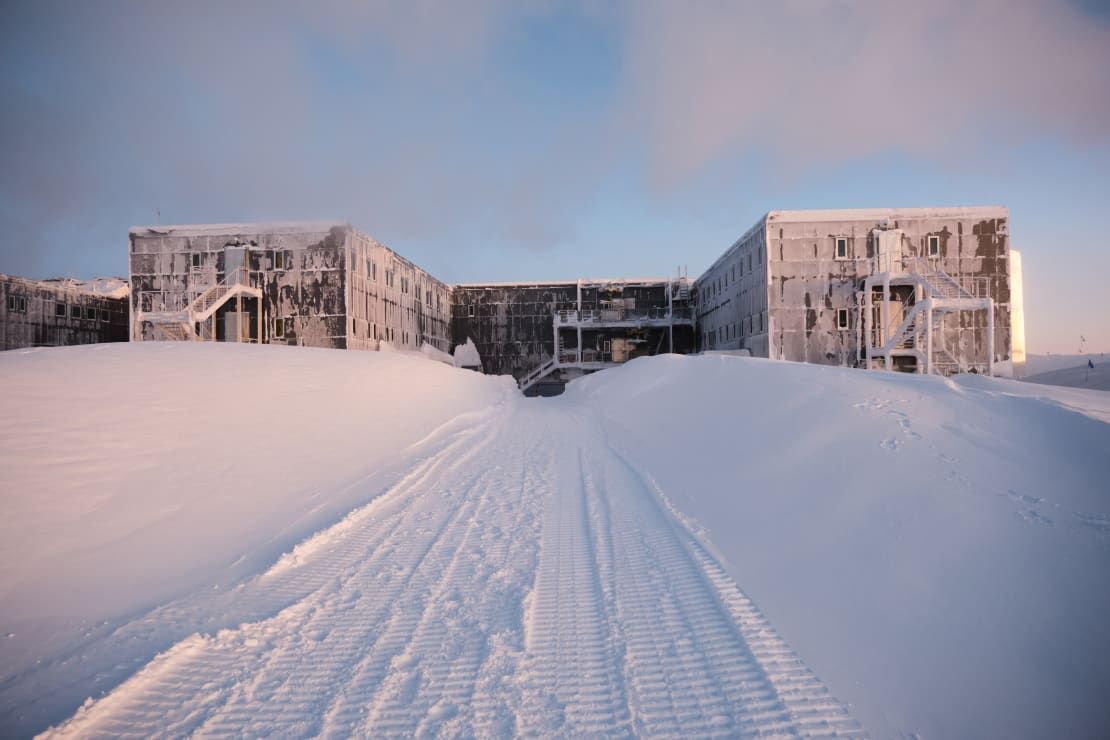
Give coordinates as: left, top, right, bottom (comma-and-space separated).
2, 345, 1108, 737
568, 354, 1110, 739
0, 342, 515, 731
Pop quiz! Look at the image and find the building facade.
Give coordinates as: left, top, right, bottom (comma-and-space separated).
123, 207, 1021, 390
128, 222, 451, 352
1, 274, 129, 350
451, 278, 696, 394
695, 207, 1018, 376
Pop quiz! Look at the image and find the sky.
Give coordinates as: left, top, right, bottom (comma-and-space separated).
1, 0, 1108, 353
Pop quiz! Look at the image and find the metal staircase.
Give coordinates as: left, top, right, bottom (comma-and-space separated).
519, 358, 558, 394
141, 266, 262, 342
862, 247, 994, 376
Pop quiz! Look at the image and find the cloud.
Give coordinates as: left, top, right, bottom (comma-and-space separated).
615, 0, 1110, 187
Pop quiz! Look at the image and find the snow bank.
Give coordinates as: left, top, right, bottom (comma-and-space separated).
453, 337, 482, 368
566, 355, 1110, 739
0, 342, 515, 727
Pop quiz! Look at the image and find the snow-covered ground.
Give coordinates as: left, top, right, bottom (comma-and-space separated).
2, 344, 1108, 737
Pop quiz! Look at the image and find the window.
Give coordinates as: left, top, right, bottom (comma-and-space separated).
748, 253, 752, 272
56, 302, 66, 317
468, 305, 475, 318
191, 253, 201, 269
100, 309, 110, 322
835, 237, 848, 260
927, 235, 939, 257
371, 262, 377, 281
8, 295, 27, 312
758, 246, 763, 264
274, 318, 285, 338
86, 307, 97, 321
602, 339, 612, 353
836, 308, 850, 330
71, 305, 82, 319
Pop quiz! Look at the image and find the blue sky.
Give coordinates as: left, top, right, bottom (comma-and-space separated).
1, 1, 1108, 353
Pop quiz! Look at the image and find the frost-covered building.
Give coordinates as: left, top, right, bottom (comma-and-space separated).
129, 222, 451, 352
1, 274, 129, 350
452, 278, 696, 394
695, 207, 1019, 376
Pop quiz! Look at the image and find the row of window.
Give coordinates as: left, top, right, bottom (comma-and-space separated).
702, 245, 764, 304
7, 295, 111, 322
834, 235, 940, 259
56, 303, 110, 322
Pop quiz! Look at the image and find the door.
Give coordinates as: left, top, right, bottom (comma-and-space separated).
873, 229, 904, 273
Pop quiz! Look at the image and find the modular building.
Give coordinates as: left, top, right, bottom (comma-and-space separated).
1, 274, 129, 350
452, 278, 696, 394
128, 222, 451, 352
695, 207, 1019, 376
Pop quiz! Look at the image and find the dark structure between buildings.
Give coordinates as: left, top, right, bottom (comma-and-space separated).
119, 207, 1025, 395
0, 274, 129, 351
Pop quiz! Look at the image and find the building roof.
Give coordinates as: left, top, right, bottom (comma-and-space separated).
1, 273, 129, 299
765, 206, 1009, 223
129, 221, 349, 238
455, 278, 688, 289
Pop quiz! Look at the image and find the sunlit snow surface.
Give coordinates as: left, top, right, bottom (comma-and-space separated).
1, 344, 1108, 737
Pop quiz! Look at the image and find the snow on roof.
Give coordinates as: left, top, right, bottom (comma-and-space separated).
455, 277, 689, 289
2, 274, 129, 299
765, 206, 1009, 223
129, 221, 349, 238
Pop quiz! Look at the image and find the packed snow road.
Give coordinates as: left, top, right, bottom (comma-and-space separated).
44, 400, 860, 738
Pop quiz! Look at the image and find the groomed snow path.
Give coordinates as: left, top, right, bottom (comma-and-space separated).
45, 402, 861, 739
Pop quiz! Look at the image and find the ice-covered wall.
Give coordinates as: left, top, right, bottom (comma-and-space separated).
451, 281, 695, 382
345, 231, 451, 354
693, 221, 771, 356
129, 222, 451, 353
764, 208, 1012, 371
451, 283, 579, 379
1, 274, 128, 350
130, 222, 348, 345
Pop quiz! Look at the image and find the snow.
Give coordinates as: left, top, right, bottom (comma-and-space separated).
1024, 361, 1110, 391
766, 205, 1010, 223
39, 277, 129, 299
128, 221, 346, 238
2, 345, 1108, 737
452, 337, 482, 368
569, 355, 1110, 739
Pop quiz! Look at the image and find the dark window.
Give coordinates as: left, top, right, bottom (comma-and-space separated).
86, 307, 97, 321
837, 308, 849, 330
274, 318, 285, 338
56, 302, 67, 317
100, 309, 110, 322
274, 251, 284, 270
468, 305, 475, 318
71, 305, 82, 319
835, 237, 848, 259
928, 235, 939, 257
191, 253, 201, 269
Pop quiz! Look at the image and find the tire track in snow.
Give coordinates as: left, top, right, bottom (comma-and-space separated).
42, 400, 864, 738
43, 409, 521, 738
518, 431, 630, 736
591, 420, 865, 738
